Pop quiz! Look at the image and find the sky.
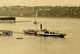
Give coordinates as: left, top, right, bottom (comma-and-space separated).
0, 0, 80, 6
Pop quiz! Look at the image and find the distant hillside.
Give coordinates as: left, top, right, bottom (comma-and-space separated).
0, 6, 80, 18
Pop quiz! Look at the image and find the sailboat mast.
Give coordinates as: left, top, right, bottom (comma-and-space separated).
33, 9, 43, 30
33, 9, 38, 31
35, 9, 38, 19
33, 9, 38, 24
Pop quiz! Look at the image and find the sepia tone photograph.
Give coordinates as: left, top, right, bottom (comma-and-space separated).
0, 0, 80, 54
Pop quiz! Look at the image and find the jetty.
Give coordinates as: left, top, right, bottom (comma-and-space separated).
0, 16, 16, 23
0, 30, 13, 36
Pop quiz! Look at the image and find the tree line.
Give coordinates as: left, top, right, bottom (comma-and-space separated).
0, 6, 80, 18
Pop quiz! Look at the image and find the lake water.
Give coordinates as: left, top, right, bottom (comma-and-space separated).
0, 17, 80, 54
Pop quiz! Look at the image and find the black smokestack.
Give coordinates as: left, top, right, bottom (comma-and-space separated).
40, 24, 42, 30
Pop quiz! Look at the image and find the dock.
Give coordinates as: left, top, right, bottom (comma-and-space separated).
0, 16, 16, 23
0, 30, 13, 36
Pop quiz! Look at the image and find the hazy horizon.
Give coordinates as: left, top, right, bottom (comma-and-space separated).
0, 0, 80, 7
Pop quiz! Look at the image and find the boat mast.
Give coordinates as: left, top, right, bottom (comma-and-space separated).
35, 9, 38, 18
33, 9, 38, 30
33, 9, 43, 30
33, 9, 38, 24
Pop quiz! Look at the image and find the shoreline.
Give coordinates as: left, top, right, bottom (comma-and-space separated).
0, 16, 80, 19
